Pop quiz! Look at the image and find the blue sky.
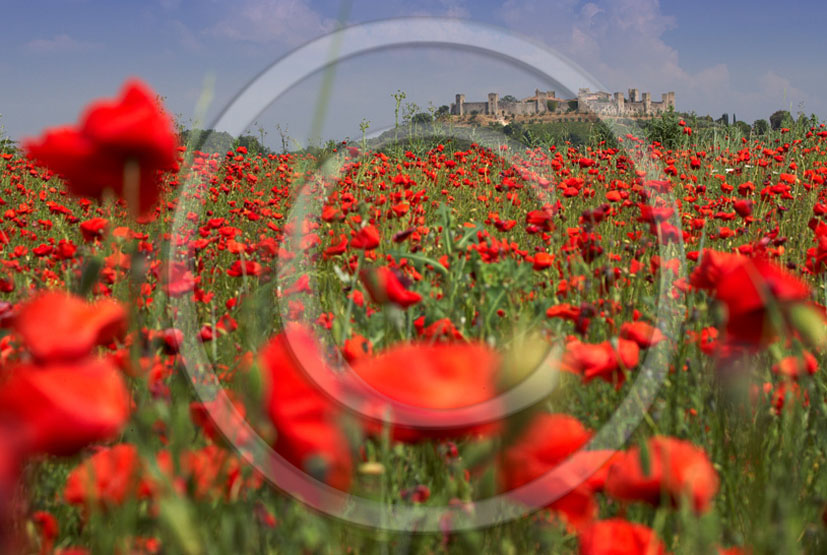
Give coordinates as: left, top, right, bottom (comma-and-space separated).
3, 0, 824, 147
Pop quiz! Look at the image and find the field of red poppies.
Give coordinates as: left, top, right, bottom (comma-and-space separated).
2, 79, 827, 554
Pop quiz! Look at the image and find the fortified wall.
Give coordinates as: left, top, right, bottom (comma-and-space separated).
450, 88, 676, 118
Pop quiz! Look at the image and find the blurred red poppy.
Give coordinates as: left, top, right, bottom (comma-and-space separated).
578, 518, 667, 555
24, 79, 178, 216
620, 321, 667, 349
0, 359, 130, 456
499, 413, 607, 530
359, 266, 422, 309
259, 324, 352, 491
691, 251, 811, 344
605, 436, 718, 513
348, 341, 501, 442
560, 338, 639, 387
14, 291, 126, 363
350, 225, 380, 250
64, 443, 151, 511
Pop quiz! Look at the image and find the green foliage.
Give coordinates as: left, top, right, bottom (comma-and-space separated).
589, 120, 620, 148
547, 100, 559, 112
733, 121, 751, 136
644, 109, 684, 149
753, 119, 770, 135
770, 110, 793, 130
411, 112, 433, 125
235, 134, 272, 155
500, 95, 519, 103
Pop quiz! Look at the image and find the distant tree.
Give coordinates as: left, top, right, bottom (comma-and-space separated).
236, 134, 271, 155
567, 100, 578, 112
770, 110, 792, 130
436, 105, 450, 117
501, 95, 519, 103
717, 113, 729, 126
547, 100, 559, 112
181, 128, 235, 153
733, 121, 751, 135
752, 119, 769, 135
411, 112, 432, 125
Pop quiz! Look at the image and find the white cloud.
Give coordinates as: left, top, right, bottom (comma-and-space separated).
23, 34, 102, 54
169, 19, 204, 52
205, 0, 336, 46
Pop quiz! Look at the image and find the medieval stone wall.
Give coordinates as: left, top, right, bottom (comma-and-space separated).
450, 87, 675, 118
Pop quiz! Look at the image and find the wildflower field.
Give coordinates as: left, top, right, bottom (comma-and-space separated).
3, 79, 827, 554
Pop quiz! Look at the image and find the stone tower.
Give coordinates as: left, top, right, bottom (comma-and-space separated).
454, 93, 465, 116
487, 92, 499, 115
662, 91, 675, 110
628, 88, 640, 103
614, 92, 625, 115
642, 92, 651, 114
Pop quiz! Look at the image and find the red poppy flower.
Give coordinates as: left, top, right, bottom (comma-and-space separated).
498, 413, 601, 530
226, 260, 264, 277
24, 79, 178, 216
14, 291, 127, 363
560, 338, 639, 387
342, 334, 372, 363
605, 436, 718, 513
0, 359, 130, 456
323, 234, 348, 257
691, 251, 811, 344
350, 225, 381, 250
413, 317, 465, 342
772, 351, 818, 379
64, 444, 151, 510
578, 518, 667, 555
79, 218, 108, 242
259, 325, 352, 491
532, 252, 554, 270
162, 262, 196, 297
619, 321, 667, 349
359, 266, 422, 309
347, 341, 501, 442
31, 511, 58, 554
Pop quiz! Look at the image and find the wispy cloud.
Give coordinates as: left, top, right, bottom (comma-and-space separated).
205, 0, 336, 46
169, 19, 204, 52
23, 34, 102, 54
